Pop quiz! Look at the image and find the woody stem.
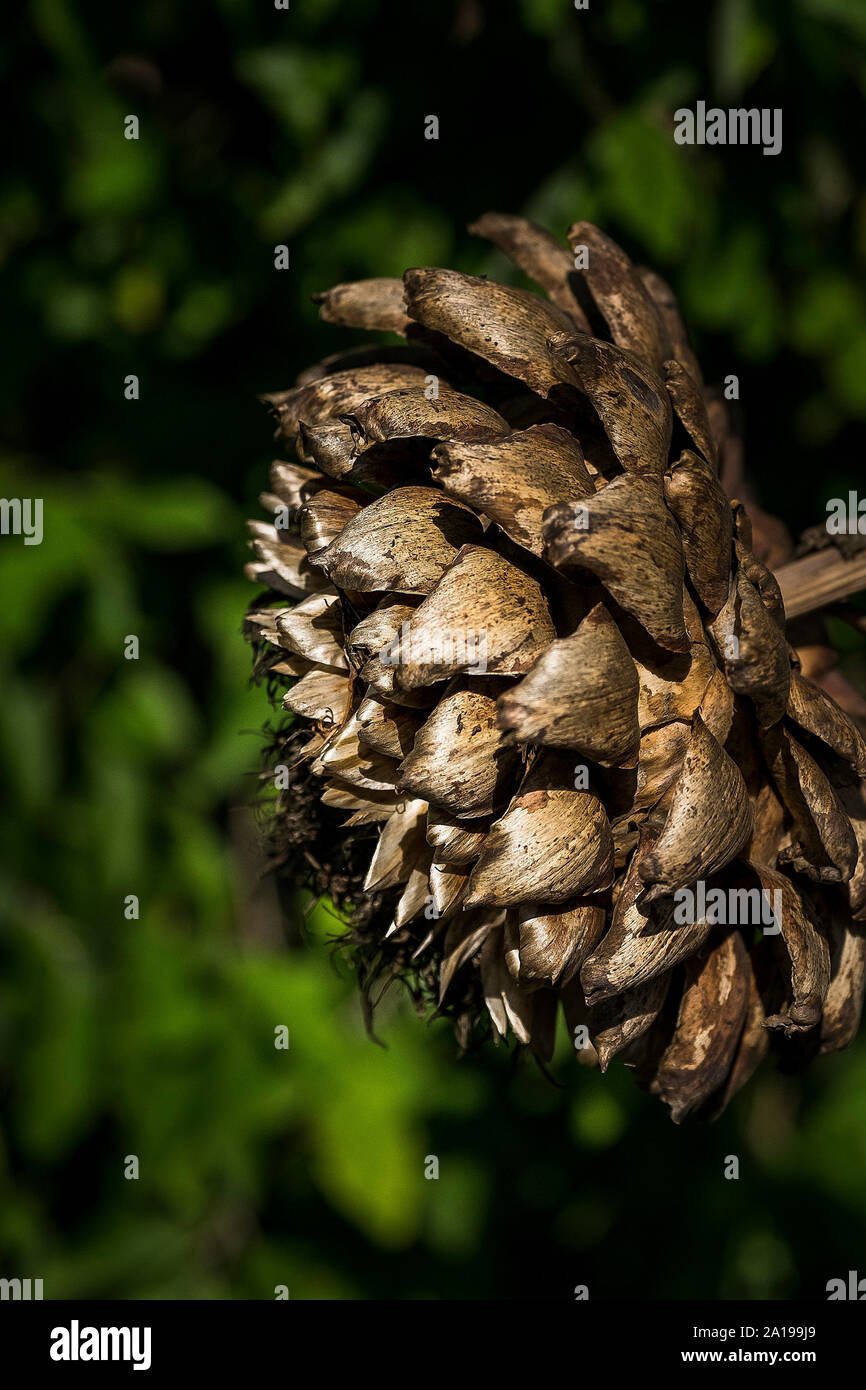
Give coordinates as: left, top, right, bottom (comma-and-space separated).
777, 549, 866, 620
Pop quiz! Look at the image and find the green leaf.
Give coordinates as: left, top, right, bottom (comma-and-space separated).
798, 0, 866, 43
588, 111, 699, 259
713, 0, 777, 100
91, 477, 236, 549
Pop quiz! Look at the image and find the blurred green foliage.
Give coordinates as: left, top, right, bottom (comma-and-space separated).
2, 0, 866, 1299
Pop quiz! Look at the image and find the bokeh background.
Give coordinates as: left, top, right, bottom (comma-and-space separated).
2, 0, 866, 1299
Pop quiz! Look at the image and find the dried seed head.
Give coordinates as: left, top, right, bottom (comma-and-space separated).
245, 208, 866, 1118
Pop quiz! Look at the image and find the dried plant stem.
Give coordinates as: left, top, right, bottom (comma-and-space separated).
777, 550, 866, 620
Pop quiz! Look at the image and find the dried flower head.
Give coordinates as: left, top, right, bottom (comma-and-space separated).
244, 212, 866, 1121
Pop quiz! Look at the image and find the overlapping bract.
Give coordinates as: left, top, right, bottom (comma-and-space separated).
245, 212, 866, 1120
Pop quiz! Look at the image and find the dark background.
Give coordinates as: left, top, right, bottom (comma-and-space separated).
1, 0, 866, 1299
